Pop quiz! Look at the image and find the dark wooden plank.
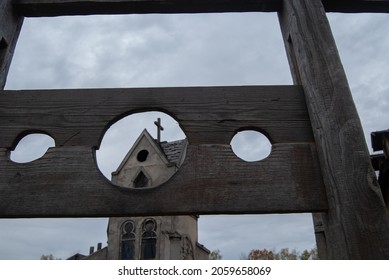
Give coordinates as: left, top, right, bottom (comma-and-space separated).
371, 129, 389, 154
279, 0, 389, 259
13, 0, 282, 17
371, 130, 389, 209
0, 142, 327, 218
0, 0, 24, 89
12, 0, 389, 17
0, 86, 313, 148
322, 0, 389, 13
312, 213, 328, 260
0, 85, 327, 217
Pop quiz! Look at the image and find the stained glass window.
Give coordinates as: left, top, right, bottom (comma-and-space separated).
141, 219, 157, 259
121, 220, 136, 260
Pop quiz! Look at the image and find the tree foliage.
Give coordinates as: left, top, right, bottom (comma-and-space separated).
300, 248, 318, 260
40, 254, 61, 260
209, 249, 223, 260
248, 249, 275, 260
248, 247, 318, 260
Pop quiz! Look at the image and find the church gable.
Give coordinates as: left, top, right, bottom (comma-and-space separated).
111, 129, 177, 188
114, 129, 169, 172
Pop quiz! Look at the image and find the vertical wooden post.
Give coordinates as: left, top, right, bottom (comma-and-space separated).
311, 213, 328, 260
0, 0, 23, 90
278, 0, 389, 259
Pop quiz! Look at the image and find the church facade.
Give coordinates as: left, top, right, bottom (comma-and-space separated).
73, 128, 209, 260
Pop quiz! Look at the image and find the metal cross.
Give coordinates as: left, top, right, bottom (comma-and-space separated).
154, 118, 164, 143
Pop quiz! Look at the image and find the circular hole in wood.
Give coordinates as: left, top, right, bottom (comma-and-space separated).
230, 130, 272, 162
96, 111, 187, 189
10, 133, 55, 163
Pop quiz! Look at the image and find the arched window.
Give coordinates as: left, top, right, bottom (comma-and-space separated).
120, 220, 136, 260
141, 219, 157, 259
132, 168, 151, 188
134, 171, 148, 188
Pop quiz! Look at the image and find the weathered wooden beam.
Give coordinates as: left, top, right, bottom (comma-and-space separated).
0, 86, 314, 148
0, 0, 23, 89
0, 143, 327, 218
371, 153, 385, 171
12, 0, 389, 17
279, 0, 389, 260
312, 213, 327, 260
322, 0, 389, 13
0, 86, 327, 217
12, 0, 282, 17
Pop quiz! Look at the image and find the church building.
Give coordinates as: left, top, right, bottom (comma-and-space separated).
72, 122, 209, 260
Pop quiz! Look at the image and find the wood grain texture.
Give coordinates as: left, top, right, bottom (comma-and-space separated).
312, 213, 328, 260
0, 86, 313, 148
279, 0, 389, 259
12, 0, 389, 17
0, 85, 327, 217
322, 0, 389, 13
0, 143, 327, 218
13, 0, 282, 16
0, 0, 24, 89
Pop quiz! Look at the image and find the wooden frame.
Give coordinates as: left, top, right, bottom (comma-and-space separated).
1, 0, 389, 259
0, 86, 327, 217
278, 0, 389, 259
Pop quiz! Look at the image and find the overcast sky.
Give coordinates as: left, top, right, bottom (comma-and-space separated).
0, 11, 388, 260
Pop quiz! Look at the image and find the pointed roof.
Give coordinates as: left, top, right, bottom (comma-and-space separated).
112, 129, 187, 176
160, 139, 187, 166
112, 129, 167, 176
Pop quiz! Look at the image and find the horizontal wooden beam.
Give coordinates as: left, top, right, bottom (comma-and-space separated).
13, 0, 282, 17
12, 0, 389, 17
322, 0, 389, 13
0, 86, 314, 148
0, 143, 327, 218
0, 85, 327, 217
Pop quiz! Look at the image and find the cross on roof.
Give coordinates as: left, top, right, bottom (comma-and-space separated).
154, 118, 164, 144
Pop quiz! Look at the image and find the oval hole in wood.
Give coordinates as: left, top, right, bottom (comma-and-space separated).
96, 111, 186, 189
230, 130, 272, 162
10, 133, 55, 163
